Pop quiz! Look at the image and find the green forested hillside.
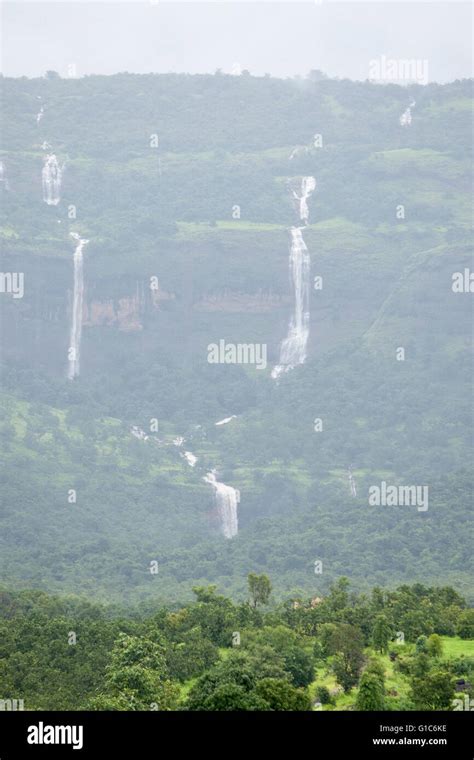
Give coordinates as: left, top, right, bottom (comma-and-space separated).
0, 580, 473, 711
0, 73, 472, 604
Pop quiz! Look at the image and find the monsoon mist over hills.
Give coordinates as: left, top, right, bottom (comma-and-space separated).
0, 1, 472, 713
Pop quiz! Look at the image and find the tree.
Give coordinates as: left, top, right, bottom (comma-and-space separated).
188, 586, 238, 646
327, 577, 350, 612
197, 683, 268, 711
316, 685, 333, 705
372, 614, 392, 653
88, 634, 179, 711
185, 650, 257, 710
410, 668, 455, 710
165, 632, 219, 681
329, 624, 366, 692
283, 645, 314, 687
416, 635, 428, 653
255, 678, 312, 711
426, 633, 443, 658
248, 573, 272, 609
457, 610, 474, 639
401, 610, 432, 642
356, 670, 385, 711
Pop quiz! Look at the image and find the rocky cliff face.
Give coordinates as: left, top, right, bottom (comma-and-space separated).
82, 288, 175, 331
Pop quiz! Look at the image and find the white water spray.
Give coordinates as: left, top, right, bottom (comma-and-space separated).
272, 176, 315, 379
67, 233, 88, 380
0, 161, 9, 190
293, 175, 316, 223
42, 154, 63, 205
349, 467, 357, 497
183, 451, 198, 467
131, 426, 149, 441
215, 415, 237, 426
400, 100, 416, 127
203, 470, 239, 539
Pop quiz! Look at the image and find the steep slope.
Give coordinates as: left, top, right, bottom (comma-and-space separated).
0, 73, 472, 603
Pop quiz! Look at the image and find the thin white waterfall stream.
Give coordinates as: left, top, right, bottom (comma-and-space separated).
67, 233, 88, 380
42, 154, 63, 205
203, 470, 239, 539
349, 467, 357, 497
215, 415, 237, 426
400, 100, 416, 127
272, 176, 315, 379
153, 433, 237, 537
294, 175, 316, 223
0, 161, 9, 190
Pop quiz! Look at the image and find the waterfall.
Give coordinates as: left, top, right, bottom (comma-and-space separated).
0, 161, 9, 190
272, 176, 315, 379
67, 233, 88, 380
183, 451, 198, 467
293, 175, 316, 223
400, 100, 416, 127
203, 470, 239, 539
42, 154, 63, 205
128, 426, 237, 536
349, 467, 357, 497
215, 415, 237, 426
131, 425, 149, 441
36, 105, 44, 124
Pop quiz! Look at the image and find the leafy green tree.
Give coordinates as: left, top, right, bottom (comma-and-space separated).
416, 635, 428, 653
196, 683, 268, 711
457, 610, 474, 639
248, 573, 272, 609
186, 650, 257, 710
318, 623, 338, 657
426, 633, 443, 658
327, 577, 350, 612
356, 670, 385, 711
241, 624, 314, 686
372, 614, 392, 653
315, 685, 332, 705
89, 634, 179, 711
410, 668, 455, 710
329, 624, 365, 692
282, 645, 314, 688
188, 586, 238, 647
401, 611, 432, 642
255, 678, 311, 711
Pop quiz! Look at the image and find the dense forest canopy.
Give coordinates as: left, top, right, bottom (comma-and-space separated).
0, 579, 473, 711
0, 72, 472, 609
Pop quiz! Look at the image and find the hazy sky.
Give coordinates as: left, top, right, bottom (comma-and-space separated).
1, 1, 472, 82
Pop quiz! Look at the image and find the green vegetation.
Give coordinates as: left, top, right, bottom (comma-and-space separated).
0, 73, 471, 637
0, 578, 472, 711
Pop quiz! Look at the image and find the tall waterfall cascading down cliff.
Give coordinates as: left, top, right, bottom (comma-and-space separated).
67, 233, 89, 380
203, 470, 239, 539
272, 176, 316, 379
166, 435, 239, 538
42, 154, 63, 205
